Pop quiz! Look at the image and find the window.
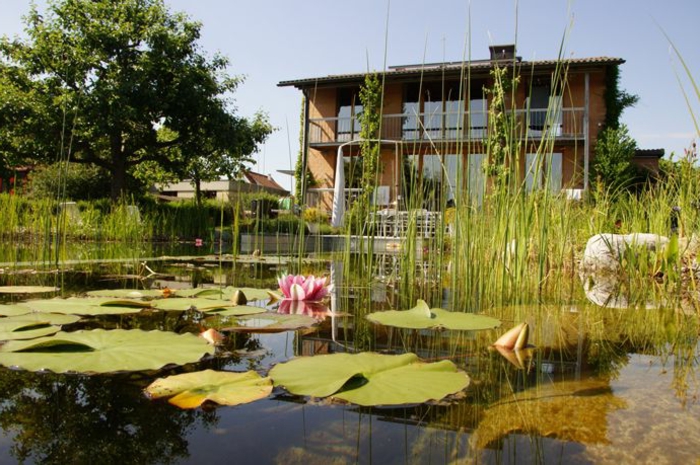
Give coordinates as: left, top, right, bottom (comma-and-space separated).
467, 154, 486, 205
469, 98, 487, 138
525, 81, 563, 137
525, 152, 563, 193
401, 153, 462, 210
402, 82, 463, 140
337, 87, 362, 142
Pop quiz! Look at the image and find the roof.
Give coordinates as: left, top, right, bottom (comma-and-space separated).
633, 149, 665, 158
243, 170, 288, 194
278, 56, 624, 89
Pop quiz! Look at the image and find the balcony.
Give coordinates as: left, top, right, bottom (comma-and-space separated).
307, 108, 585, 145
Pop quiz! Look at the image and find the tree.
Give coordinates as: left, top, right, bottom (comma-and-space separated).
0, 0, 271, 200
592, 124, 638, 191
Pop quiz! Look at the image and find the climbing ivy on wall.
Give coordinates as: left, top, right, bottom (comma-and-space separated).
603, 65, 639, 130
484, 65, 520, 192
345, 72, 383, 229
358, 73, 383, 195
294, 96, 315, 205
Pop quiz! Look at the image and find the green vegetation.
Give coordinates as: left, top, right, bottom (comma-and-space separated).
592, 124, 638, 192
0, 0, 271, 200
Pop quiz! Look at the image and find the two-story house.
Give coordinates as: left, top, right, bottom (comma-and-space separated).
279, 45, 629, 223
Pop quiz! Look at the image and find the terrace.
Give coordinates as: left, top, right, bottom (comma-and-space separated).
308, 107, 586, 145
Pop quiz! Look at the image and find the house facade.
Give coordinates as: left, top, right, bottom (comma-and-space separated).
156, 170, 288, 201
279, 45, 625, 213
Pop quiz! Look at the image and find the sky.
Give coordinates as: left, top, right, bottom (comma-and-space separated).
2, 0, 700, 192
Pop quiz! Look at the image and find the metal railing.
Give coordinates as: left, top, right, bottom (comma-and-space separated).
308, 108, 585, 144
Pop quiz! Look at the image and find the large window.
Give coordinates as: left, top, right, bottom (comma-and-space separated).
402, 153, 462, 210
337, 87, 362, 142
402, 82, 464, 140
467, 153, 486, 206
525, 152, 563, 193
525, 81, 563, 137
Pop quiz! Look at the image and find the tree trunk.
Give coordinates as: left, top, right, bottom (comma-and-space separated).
194, 176, 202, 207
110, 132, 127, 201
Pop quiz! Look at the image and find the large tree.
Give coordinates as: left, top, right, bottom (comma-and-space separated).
0, 0, 271, 200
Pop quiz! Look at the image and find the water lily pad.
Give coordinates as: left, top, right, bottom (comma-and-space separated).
0, 304, 34, 317
0, 286, 60, 294
205, 313, 318, 333
0, 329, 214, 373
151, 298, 256, 313
174, 287, 270, 302
86, 289, 164, 299
270, 352, 469, 406
145, 369, 272, 409
367, 300, 501, 331
0, 313, 79, 340
18, 297, 150, 316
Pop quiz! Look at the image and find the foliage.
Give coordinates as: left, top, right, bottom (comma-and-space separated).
302, 207, 329, 224
358, 73, 383, 192
0, 329, 214, 373
145, 370, 273, 409
0, 0, 271, 200
21, 296, 150, 315
592, 124, 638, 191
205, 312, 319, 333
347, 73, 383, 226
270, 352, 469, 406
484, 65, 520, 191
28, 162, 110, 200
294, 96, 315, 204
366, 299, 501, 330
604, 65, 640, 130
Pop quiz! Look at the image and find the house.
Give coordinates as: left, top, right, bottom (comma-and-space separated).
279, 44, 647, 219
156, 170, 288, 201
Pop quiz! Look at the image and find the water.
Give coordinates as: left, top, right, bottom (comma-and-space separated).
0, 252, 697, 464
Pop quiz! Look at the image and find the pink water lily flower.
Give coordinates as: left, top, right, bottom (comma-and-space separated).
278, 274, 331, 301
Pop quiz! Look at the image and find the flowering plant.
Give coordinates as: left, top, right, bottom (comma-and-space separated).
277, 274, 331, 301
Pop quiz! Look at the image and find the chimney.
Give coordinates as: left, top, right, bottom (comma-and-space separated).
489, 44, 516, 61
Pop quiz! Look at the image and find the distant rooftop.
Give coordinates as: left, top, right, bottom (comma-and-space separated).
243, 170, 288, 194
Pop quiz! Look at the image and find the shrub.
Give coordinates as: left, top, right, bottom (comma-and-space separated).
28, 163, 110, 201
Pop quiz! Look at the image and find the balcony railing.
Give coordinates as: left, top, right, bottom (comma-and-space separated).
308, 108, 585, 145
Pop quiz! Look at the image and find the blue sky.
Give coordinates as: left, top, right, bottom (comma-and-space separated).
3, 1, 699, 192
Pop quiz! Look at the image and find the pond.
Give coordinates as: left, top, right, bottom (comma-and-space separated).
0, 248, 697, 464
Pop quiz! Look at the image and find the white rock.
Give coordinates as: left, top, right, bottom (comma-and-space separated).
581, 233, 669, 271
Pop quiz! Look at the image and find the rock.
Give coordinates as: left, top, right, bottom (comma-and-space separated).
580, 233, 669, 271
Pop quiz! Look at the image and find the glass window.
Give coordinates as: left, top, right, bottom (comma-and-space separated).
467, 153, 486, 206
469, 99, 487, 138
525, 152, 562, 193
337, 88, 362, 141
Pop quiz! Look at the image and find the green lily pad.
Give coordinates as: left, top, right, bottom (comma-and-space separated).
0, 286, 60, 294
0, 329, 214, 373
145, 369, 272, 409
19, 297, 151, 316
178, 286, 271, 302
0, 313, 79, 340
151, 298, 252, 313
270, 352, 469, 406
0, 304, 34, 317
367, 300, 501, 331
204, 306, 268, 317
86, 289, 164, 299
205, 313, 318, 333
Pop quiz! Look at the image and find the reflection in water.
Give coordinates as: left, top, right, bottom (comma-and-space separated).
0, 370, 214, 464
0, 254, 696, 463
